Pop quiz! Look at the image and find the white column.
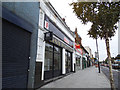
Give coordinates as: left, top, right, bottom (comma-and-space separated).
62, 48, 66, 74
72, 51, 75, 72
39, 8, 45, 80
86, 61, 87, 68
41, 41, 45, 80
80, 55, 83, 69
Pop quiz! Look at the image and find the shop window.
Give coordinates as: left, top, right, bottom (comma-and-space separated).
44, 43, 62, 80
65, 50, 72, 73
76, 55, 81, 71
54, 46, 61, 71
44, 43, 53, 71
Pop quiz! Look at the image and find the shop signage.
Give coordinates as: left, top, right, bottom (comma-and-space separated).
44, 15, 73, 47
64, 37, 69, 44
44, 31, 53, 41
75, 44, 80, 48
50, 37, 73, 52
44, 21, 49, 29
75, 43, 80, 49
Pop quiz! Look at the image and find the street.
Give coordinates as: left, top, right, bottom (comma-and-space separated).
101, 66, 120, 89
38, 66, 110, 88
2, 1, 120, 89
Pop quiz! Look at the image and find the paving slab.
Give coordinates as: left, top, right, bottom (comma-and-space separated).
39, 66, 111, 88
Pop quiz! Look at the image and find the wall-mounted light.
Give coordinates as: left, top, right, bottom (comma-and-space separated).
44, 31, 53, 41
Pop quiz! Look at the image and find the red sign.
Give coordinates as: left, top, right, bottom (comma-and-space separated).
75, 43, 83, 55
75, 43, 80, 48
45, 21, 49, 29
75, 44, 80, 48
64, 37, 69, 44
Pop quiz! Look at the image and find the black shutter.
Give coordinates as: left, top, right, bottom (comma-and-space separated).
2, 19, 31, 88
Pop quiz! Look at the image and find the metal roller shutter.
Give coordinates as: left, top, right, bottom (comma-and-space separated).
2, 19, 31, 88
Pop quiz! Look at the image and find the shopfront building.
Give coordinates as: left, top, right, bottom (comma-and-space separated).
43, 14, 74, 80
34, 1, 75, 88
75, 44, 83, 71
75, 54, 81, 71
82, 50, 89, 69
82, 57, 87, 69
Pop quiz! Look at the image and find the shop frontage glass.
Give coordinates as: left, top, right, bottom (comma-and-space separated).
53, 46, 61, 77
82, 57, 86, 69
76, 55, 81, 71
44, 43, 53, 80
65, 50, 72, 73
44, 42, 62, 80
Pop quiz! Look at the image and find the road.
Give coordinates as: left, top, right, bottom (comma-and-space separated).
101, 66, 120, 89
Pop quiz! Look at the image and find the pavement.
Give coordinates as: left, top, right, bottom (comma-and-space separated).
39, 66, 111, 88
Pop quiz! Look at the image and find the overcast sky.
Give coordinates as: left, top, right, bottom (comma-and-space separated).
49, 0, 118, 61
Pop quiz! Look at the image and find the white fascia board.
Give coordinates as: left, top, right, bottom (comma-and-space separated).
76, 51, 82, 57
46, 2, 74, 40
53, 35, 74, 50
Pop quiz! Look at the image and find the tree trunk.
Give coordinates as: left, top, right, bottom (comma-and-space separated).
105, 33, 116, 90
96, 38, 100, 73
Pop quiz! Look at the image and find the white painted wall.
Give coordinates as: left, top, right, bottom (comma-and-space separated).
36, 30, 45, 62
36, 29, 45, 80
36, 8, 45, 62
85, 46, 92, 58
37, 7, 46, 80
62, 48, 66, 74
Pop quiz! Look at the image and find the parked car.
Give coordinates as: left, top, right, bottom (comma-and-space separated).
114, 59, 120, 63
101, 63, 104, 66
112, 64, 120, 69
106, 64, 109, 67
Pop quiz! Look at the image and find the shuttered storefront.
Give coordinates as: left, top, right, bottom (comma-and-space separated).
2, 19, 31, 88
